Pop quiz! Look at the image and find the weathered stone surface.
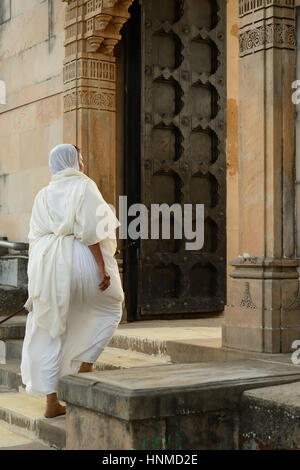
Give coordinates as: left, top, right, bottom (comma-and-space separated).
0, 0, 65, 243
66, 404, 166, 450
58, 359, 300, 421
0, 316, 26, 340
0, 285, 27, 315
240, 381, 300, 450
2, 339, 23, 361
224, 259, 300, 353
165, 412, 239, 450
59, 359, 300, 450
224, 0, 297, 354
0, 359, 23, 391
0, 392, 66, 449
0, 256, 28, 288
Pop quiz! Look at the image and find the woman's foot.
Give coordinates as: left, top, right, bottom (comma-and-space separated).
44, 393, 66, 419
78, 362, 94, 373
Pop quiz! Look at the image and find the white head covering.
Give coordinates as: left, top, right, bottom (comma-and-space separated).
49, 144, 80, 174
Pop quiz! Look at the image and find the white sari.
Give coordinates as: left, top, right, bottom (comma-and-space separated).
21, 160, 124, 396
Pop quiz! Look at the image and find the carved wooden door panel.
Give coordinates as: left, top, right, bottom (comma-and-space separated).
123, 0, 226, 320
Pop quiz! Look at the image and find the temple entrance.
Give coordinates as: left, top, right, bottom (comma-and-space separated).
121, 0, 227, 321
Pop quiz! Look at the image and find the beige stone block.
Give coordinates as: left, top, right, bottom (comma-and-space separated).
281, 328, 300, 353
0, 215, 18, 240
263, 309, 281, 329
53, 1, 66, 37
1, 4, 47, 60
296, 185, 300, 257
36, 94, 63, 126
11, 0, 37, 18
263, 328, 281, 353
263, 279, 281, 310
282, 309, 300, 328
63, 110, 77, 144
0, 133, 20, 174
2, 167, 49, 219
227, 278, 263, 310
18, 212, 31, 243
65, 404, 166, 450
0, 112, 12, 138
281, 279, 300, 310
223, 325, 264, 352
295, 115, 300, 182
18, 82, 47, 109
12, 103, 37, 133
34, 40, 65, 84
46, 75, 64, 97
48, 119, 63, 151
19, 126, 49, 170
225, 306, 263, 328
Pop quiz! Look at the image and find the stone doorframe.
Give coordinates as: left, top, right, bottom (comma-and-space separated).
61, 0, 134, 206
223, 0, 298, 353
61, 1, 299, 351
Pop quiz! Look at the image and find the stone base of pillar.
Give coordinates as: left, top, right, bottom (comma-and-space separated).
222, 257, 300, 353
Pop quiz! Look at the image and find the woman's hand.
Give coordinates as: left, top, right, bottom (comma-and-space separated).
88, 242, 110, 291
98, 264, 110, 291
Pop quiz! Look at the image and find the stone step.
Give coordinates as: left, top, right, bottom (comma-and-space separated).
108, 332, 169, 357
0, 340, 172, 370
0, 316, 26, 341
0, 420, 53, 450
94, 346, 172, 371
0, 359, 23, 391
240, 381, 300, 450
0, 392, 66, 449
0, 339, 23, 362
0, 285, 28, 316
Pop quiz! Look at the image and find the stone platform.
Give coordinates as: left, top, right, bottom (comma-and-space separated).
58, 357, 300, 450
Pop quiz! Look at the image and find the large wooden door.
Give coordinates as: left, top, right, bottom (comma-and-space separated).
122, 0, 226, 321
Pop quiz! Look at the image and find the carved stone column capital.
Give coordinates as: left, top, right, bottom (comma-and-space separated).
62, 0, 134, 57
238, 0, 295, 56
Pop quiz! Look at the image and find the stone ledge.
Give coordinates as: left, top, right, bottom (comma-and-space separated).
240, 381, 300, 450
58, 359, 300, 421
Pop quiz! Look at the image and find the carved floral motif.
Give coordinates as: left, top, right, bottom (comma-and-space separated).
239, 22, 295, 54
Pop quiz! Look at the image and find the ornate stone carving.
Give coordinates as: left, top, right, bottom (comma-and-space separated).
239, 22, 295, 54
239, 0, 294, 16
239, 282, 257, 309
62, 0, 133, 113
64, 88, 116, 112
238, 0, 295, 56
285, 283, 300, 311
64, 59, 115, 83
63, 0, 133, 57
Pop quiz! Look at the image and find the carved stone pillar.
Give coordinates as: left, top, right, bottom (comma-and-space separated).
223, 0, 298, 353
62, 0, 133, 205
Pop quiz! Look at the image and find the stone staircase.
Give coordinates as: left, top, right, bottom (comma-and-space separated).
0, 307, 173, 449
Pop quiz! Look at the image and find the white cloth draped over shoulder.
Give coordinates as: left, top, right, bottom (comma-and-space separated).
25, 166, 123, 339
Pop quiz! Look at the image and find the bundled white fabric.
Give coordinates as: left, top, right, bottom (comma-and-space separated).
21, 237, 123, 396
26, 144, 123, 339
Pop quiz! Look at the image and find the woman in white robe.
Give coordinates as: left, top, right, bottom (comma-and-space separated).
20, 144, 124, 418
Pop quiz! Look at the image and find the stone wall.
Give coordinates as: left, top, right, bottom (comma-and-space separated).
0, 0, 65, 242
226, 0, 240, 294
